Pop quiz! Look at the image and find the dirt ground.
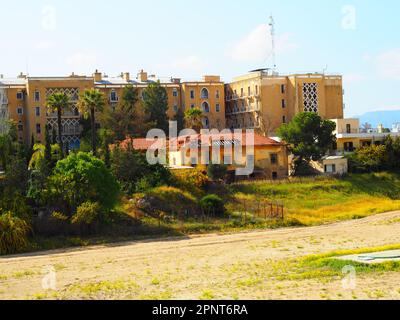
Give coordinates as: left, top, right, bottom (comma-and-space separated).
1, 210, 400, 300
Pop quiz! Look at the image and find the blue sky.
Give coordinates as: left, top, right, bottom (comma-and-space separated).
1, 0, 399, 117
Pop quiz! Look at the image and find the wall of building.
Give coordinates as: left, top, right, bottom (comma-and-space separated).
226, 72, 344, 136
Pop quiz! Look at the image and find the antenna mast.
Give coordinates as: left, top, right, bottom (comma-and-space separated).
268, 15, 276, 71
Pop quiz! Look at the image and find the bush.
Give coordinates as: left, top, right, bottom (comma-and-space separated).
111, 144, 172, 194
49, 152, 120, 213
136, 186, 198, 217
172, 168, 209, 196
71, 201, 101, 225
0, 212, 30, 255
207, 164, 228, 181
348, 145, 387, 173
199, 194, 225, 217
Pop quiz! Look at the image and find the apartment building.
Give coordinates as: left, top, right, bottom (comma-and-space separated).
331, 118, 400, 153
0, 70, 225, 147
225, 69, 344, 135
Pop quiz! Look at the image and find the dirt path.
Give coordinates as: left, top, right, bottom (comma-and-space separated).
1, 211, 400, 300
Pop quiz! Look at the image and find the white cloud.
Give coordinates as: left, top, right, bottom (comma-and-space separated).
230, 24, 297, 62
376, 48, 400, 80
66, 53, 98, 74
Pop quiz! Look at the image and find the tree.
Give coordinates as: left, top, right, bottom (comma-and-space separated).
78, 89, 105, 156
184, 108, 203, 132
46, 92, 72, 157
207, 164, 228, 181
384, 136, 400, 170
111, 142, 171, 194
174, 107, 185, 133
277, 112, 336, 174
143, 81, 169, 132
49, 152, 120, 214
348, 145, 387, 173
44, 125, 52, 168
100, 85, 140, 141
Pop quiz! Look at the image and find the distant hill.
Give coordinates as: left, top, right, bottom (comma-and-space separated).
355, 110, 400, 128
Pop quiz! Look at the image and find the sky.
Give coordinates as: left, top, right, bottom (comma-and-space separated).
1, 0, 399, 117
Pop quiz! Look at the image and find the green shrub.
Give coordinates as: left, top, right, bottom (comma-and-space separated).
199, 194, 225, 216
207, 164, 228, 181
136, 186, 198, 217
49, 152, 120, 212
71, 201, 101, 225
172, 168, 209, 196
0, 212, 30, 255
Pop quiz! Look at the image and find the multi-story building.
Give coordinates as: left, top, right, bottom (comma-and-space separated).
225, 69, 344, 135
331, 118, 400, 153
1, 70, 225, 147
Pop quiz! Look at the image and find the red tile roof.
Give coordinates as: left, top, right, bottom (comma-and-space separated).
116, 132, 283, 151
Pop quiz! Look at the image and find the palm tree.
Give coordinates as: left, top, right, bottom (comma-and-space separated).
184, 108, 203, 132
78, 89, 105, 155
46, 93, 72, 157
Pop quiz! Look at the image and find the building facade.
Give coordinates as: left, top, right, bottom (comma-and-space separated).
331, 118, 400, 153
1, 70, 225, 146
225, 70, 344, 135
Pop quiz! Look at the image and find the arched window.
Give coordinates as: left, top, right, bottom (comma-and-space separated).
202, 102, 210, 113
201, 88, 209, 99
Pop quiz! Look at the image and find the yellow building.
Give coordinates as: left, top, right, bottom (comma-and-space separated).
332, 118, 400, 153
1, 70, 225, 147
167, 132, 288, 180
225, 70, 344, 135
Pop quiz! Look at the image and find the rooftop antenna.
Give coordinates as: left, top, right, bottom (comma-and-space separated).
268, 15, 277, 71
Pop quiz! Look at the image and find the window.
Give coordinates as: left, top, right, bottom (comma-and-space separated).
173, 105, 178, 112
270, 153, 278, 165
272, 172, 278, 180
202, 117, 209, 128
17, 107, 23, 115
344, 142, 354, 152
190, 90, 195, 99
224, 155, 232, 165
173, 89, 178, 97
201, 88, 209, 99
325, 164, 336, 173
35, 107, 40, 116
248, 86, 251, 96
346, 124, 351, 134
240, 88, 244, 97
281, 84, 285, 94
216, 104, 220, 112
255, 85, 259, 95
16, 91, 23, 100
202, 102, 210, 113
216, 90, 220, 99
36, 123, 41, 134
190, 104, 195, 109
34, 90, 40, 102
282, 116, 286, 124
281, 99, 286, 108
110, 90, 118, 102
18, 122, 23, 131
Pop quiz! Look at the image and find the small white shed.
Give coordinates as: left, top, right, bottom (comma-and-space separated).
322, 156, 348, 175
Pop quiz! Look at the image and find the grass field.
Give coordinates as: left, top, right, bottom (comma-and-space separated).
23, 172, 400, 253
227, 172, 400, 226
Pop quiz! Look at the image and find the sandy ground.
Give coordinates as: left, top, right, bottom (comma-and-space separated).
1, 210, 400, 300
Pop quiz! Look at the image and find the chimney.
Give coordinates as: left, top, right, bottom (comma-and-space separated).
123, 72, 130, 82
137, 69, 148, 82
17, 72, 27, 79
93, 69, 102, 82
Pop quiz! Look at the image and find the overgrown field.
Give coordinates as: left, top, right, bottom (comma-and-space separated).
226, 172, 400, 226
